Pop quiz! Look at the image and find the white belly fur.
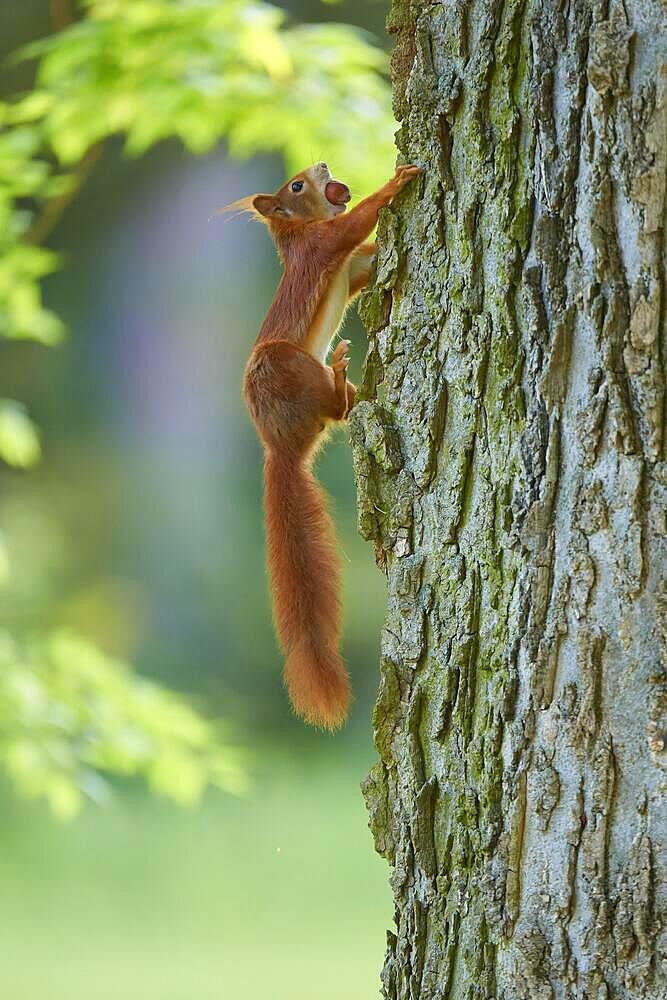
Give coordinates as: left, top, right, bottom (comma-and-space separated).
307, 267, 350, 363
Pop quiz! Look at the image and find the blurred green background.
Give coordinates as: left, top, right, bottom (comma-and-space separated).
0, 2, 394, 997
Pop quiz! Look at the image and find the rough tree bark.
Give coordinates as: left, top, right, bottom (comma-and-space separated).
349, 1, 666, 997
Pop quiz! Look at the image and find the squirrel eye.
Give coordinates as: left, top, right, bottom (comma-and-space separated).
291, 180, 304, 193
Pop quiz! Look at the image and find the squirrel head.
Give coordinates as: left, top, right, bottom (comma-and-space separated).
218, 163, 351, 226
253, 162, 350, 222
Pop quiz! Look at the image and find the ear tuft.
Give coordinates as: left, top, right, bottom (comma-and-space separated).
209, 194, 266, 223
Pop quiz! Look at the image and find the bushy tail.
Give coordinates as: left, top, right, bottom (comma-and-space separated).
263, 450, 351, 729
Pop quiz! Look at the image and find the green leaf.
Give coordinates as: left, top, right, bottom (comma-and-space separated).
0, 400, 41, 469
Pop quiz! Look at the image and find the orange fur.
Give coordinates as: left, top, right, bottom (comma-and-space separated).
264, 450, 350, 729
235, 162, 422, 728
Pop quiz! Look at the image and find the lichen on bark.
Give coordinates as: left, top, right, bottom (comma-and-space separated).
349, 1, 666, 997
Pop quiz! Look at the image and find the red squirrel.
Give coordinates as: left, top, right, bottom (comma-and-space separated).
228, 161, 422, 729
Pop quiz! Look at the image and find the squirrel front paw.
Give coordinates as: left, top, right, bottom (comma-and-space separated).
389, 164, 423, 196
395, 164, 423, 180
331, 339, 351, 373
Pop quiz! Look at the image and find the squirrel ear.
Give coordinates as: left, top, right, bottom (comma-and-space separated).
209, 193, 288, 224
252, 194, 279, 217
209, 194, 262, 222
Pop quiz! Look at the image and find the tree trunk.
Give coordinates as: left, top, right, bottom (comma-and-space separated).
349, 1, 666, 997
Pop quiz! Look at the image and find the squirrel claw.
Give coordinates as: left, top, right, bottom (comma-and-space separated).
331, 341, 351, 371
394, 164, 423, 187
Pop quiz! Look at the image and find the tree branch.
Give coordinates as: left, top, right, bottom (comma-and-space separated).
24, 0, 103, 246
24, 145, 103, 246
49, 0, 74, 31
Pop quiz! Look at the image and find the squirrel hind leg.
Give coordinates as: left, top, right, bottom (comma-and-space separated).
330, 340, 355, 420
247, 339, 348, 446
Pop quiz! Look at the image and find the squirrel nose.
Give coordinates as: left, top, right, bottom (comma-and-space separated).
317, 161, 328, 173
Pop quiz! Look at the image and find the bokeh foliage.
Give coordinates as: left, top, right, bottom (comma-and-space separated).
0, 629, 247, 819
0, 0, 394, 815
